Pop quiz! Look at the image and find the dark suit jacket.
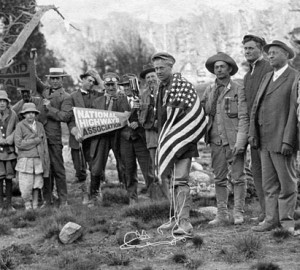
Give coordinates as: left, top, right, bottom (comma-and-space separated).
68, 90, 103, 149
249, 66, 299, 152
118, 95, 146, 142
244, 58, 273, 114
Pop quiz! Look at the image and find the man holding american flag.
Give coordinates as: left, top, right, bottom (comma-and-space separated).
152, 52, 207, 236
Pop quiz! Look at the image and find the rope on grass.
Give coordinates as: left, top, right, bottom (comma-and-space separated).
120, 166, 193, 250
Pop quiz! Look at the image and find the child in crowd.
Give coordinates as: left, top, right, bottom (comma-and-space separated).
14, 103, 49, 210
0, 90, 18, 213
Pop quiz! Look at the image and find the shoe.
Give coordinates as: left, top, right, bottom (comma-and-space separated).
159, 219, 177, 231
208, 215, 230, 226
25, 202, 33, 211
173, 219, 193, 236
251, 222, 277, 232
234, 214, 244, 225
250, 213, 265, 223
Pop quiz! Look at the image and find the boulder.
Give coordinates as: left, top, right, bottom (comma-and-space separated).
59, 222, 83, 244
193, 206, 217, 221
189, 170, 216, 198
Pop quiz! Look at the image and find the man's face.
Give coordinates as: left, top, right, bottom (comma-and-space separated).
214, 61, 232, 80
21, 90, 31, 103
243, 40, 262, 63
0, 99, 8, 111
267, 46, 288, 70
153, 59, 172, 82
145, 72, 159, 89
123, 83, 133, 97
49, 76, 63, 89
82, 75, 96, 91
105, 82, 118, 96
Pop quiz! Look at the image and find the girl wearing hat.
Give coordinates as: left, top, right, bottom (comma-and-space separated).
0, 90, 18, 213
14, 103, 49, 210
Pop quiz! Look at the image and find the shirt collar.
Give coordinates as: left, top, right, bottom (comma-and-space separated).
251, 55, 263, 67
80, 89, 88, 94
273, 64, 288, 81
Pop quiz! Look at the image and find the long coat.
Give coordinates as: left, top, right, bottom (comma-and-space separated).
201, 80, 249, 149
14, 120, 50, 177
36, 78, 72, 145
249, 66, 299, 152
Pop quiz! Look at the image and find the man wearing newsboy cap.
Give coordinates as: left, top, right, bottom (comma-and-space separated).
242, 34, 273, 223
249, 40, 299, 234
201, 52, 249, 226
67, 69, 104, 205
36, 67, 72, 207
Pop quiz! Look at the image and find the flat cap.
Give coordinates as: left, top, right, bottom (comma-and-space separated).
140, 63, 155, 79
80, 69, 102, 85
242, 34, 266, 47
151, 52, 176, 65
205, 52, 238, 76
263, 40, 295, 59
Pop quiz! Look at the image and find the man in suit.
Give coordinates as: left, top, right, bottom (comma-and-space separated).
89, 72, 125, 206
68, 69, 103, 205
249, 40, 299, 233
242, 35, 273, 222
201, 52, 249, 226
139, 64, 159, 194
118, 73, 153, 205
36, 68, 72, 207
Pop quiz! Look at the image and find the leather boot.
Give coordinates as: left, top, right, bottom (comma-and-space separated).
80, 181, 89, 205
209, 185, 229, 225
0, 179, 4, 210
233, 184, 246, 225
5, 179, 15, 212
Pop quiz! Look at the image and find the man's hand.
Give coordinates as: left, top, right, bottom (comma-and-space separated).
281, 143, 293, 156
71, 127, 83, 142
249, 136, 258, 149
232, 145, 245, 156
43, 99, 51, 109
129, 121, 139, 130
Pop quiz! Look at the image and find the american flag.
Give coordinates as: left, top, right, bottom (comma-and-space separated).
157, 73, 207, 178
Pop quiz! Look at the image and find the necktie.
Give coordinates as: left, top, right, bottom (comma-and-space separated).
210, 84, 223, 117
107, 97, 114, 111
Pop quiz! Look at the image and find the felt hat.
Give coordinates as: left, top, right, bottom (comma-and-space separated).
46, 67, 68, 77
17, 87, 32, 92
151, 52, 176, 65
20, 102, 40, 115
140, 63, 156, 79
80, 69, 101, 85
0, 90, 11, 103
242, 34, 266, 47
263, 40, 295, 59
205, 52, 238, 76
118, 73, 137, 85
103, 72, 120, 84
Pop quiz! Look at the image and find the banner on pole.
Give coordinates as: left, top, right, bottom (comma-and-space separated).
0, 59, 36, 93
73, 107, 130, 140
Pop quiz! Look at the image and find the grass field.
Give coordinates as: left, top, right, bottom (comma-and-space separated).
0, 127, 300, 270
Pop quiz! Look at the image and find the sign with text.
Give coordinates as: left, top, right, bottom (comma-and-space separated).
73, 107, 130, 139
0, 60, 36, 92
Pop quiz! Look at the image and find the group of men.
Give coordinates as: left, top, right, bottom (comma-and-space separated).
10, 33, 300, 236
201, 35, 299, 235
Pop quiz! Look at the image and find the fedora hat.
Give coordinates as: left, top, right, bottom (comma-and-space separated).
205, 52, 238, 76
263, 40, 295, 59
140, 63, 156, 79
151, 52, 176, 65
80, 69, 102, 85
46, 67, 68, 77
20, 103, 40, 115
0, 90, 11, 103
118, 73, 137, 85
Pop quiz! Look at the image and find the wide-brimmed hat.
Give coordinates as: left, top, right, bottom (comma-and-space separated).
80, 69, 101, 85
140, 63, 156, 79
17, 87, 32, 92
20, 103, 40, 115
151, 52, 176, 65
0, 90, 11, 103
205, 52, 238, 76
103, 72, 120, 84
46, 68, 68, 77
263, 40, 295, 59
118, 73, 137, 85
